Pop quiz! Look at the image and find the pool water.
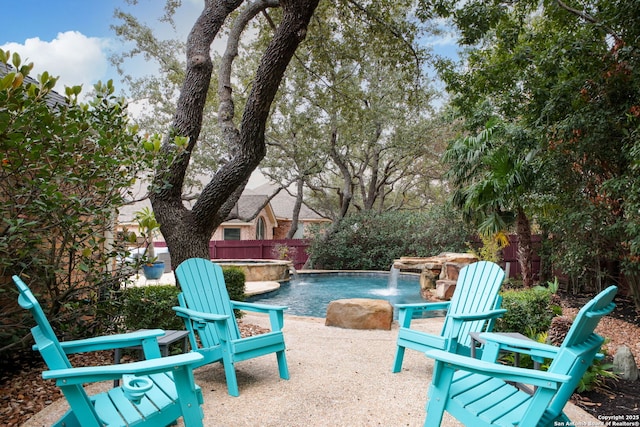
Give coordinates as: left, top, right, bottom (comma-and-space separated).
246, 272, 432, 318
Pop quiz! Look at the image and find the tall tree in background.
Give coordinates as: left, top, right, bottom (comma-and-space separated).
443, 118, 537, 287
254, 1, 443, 220
114, 0, 449, 241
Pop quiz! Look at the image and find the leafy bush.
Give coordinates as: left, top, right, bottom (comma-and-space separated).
122, 286, 183, 331
223, 267, 246, 318
307, 207, 474, 270
0, 52, 158, 354
494, 287, 555, 336
223, 266, 246, 302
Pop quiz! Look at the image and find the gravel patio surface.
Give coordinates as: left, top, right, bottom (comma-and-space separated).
23, 313, 599, 427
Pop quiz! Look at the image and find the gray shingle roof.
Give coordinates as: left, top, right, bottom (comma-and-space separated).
0, 62, 67, 108
250, 183, 327, 221
229, 194, 269, 219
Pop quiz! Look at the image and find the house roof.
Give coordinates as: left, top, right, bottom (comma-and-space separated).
0, 62, 67, 109
248, 183, 329, 222
224, 194, 277, 225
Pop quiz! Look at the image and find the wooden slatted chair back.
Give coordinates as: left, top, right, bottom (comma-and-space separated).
176, 258, 241, 345
174, 258, 290, 396
441, 261, 505, 348
14, 275, 101, 422
547, 285, 617, 417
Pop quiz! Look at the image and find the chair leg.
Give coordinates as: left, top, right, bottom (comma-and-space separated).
276, 350, 290, 380
172, 366, 204, 427
392, 345, 406, 373
222, 359, 240, 397
423, 363, 454, 427
424, 397, 446, 427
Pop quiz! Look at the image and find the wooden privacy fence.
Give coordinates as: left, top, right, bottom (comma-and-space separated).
208, 239, 310, 270
499, 235, 541, 280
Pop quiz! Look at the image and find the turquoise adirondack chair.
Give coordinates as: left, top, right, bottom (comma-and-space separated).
423, 285, 618, 427
173, 258, 290, 397
392, 261, 506, 373
13, 275, 205, 427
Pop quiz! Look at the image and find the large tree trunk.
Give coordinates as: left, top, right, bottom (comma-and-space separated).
516, 207, 534, 287
150, 0, 319, 272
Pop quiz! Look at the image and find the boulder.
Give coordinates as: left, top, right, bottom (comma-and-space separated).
325, 298, 393, 330
437, 252, 479, 264
435, 280, 457, 300
443, 262, 465, 281
613, 345, 638, 381
419, 268, 440, 290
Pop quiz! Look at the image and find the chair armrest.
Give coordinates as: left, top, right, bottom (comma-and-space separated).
231, 301, 287, 331
231, 300, 288, 313
395, 301, 451, 312
173, 305, 229, 323
396, 302, 450, 328
478, 332, 560, 360
42, 352, 204, 386
449, 308, 507, 322
39, 329, 166, 354
425, 349, 570, 390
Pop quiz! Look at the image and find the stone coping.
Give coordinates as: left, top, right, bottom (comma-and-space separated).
132, 271, 280, 297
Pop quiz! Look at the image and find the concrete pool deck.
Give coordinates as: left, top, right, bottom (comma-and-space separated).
24, 312, 600, 427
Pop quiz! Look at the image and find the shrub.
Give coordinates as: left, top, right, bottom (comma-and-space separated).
494, 287, 555, 336
223, 266, 246, 318
223, 266, 246, 302
307, 207, 474, 270
0, 52, 158, 354
122, 286, 183, 331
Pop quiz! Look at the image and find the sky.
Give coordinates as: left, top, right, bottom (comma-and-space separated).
2, 1, 460, 97
0, 0, 201, 92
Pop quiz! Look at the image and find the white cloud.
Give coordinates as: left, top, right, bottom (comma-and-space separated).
426, 32, 458, 47
1, 31, 110, 92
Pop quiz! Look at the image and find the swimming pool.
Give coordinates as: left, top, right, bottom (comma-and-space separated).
246, 271, 436, 318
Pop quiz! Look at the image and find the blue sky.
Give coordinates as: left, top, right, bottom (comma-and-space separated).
1, 0, 200, 93
3, 1, 121, 42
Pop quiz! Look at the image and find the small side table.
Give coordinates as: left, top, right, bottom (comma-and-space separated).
469, 332, 541, 369
113, 330, 190, 386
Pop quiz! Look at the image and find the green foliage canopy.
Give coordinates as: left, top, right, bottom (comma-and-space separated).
428, 0, 640, 301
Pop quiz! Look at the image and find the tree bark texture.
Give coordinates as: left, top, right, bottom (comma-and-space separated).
286, 177, 304, 239
151, 0, 320, 271
516, 207, 534, 287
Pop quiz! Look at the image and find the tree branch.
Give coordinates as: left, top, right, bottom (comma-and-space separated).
193, 0, 319, 231
346, 0, 423, 72
555, 0, 622, 43
218, 0, 280, 158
